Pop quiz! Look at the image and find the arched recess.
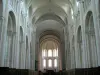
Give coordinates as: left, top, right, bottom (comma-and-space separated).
77, 26, 82, 68
0, 0, 3, 42
71, 36, 76, 68
25, 36, 28, 69
30, 42, 33, 69
19, 26, 23, 68
85, 11, 98, 67
39, 34, 62, 71
6, 11, 16, 67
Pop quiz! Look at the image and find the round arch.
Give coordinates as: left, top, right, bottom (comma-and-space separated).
19, 26, 23, 68
6, 11, 16, 67
39, 33, 62, 71
85, 11, 98, 67
77, 26, 83, 68
25, 36, 28, 69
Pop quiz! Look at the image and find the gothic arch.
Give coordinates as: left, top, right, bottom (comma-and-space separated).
6, 11, 16, 67
25, 36, 28, 68
77, 26, 82, 68
85, 11, 98, 67
19, 26, 23, 68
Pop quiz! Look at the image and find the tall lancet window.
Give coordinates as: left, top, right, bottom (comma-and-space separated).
48, 59, 52, 67
42, 49, 46, 57
43, 59, 46, 68
54, 59, 57, 67
48, 49, 52, 57
41, 39, 60, 70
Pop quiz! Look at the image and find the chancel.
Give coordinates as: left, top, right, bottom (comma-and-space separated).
0, 0, 100, 75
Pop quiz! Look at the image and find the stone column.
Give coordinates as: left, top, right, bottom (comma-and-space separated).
31, 27, 36, 70
92, 0, 100, 66
0, 16, 4, 66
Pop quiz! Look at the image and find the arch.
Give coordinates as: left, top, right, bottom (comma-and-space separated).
25, 36, 28, 68
77, 26, 83, 68
77, 26, 82, 42
20, 26, 23, 42
6, 11, 16, 67
85, 11, 98, 67
39, 33, 61, 71
30, 42, 32, 69
39, 30, 61, 42
19, 26, 23, 68
35, 13, 65, 26
26, 36, 28, 50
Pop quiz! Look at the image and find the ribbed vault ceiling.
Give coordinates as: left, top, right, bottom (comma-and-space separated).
25, 0, 75, 43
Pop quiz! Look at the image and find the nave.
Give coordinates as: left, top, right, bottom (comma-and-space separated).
0, 0, 100, 75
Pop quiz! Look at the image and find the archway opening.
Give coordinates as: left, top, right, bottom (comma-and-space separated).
6, 11, 16, 68
25, 36, 28, 69
85, 11, 97, 67
19, 26, 23, 68
77, 26, 82, 68
39, 35, 61, 72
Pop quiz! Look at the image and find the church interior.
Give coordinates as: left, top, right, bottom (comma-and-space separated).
0, 0, 100, 75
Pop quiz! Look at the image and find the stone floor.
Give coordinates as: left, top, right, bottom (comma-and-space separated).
0, 67, 100, 75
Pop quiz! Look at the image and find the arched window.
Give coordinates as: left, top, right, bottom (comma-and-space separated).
53, 49, 56, 57
48, 59, 52, 67
76, 1, 79, 7
54, 59, 57, 67
43, 59, 46, 68
71, 8, 74, 19
42, 49, 46, 57
48, 49, 52, 57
